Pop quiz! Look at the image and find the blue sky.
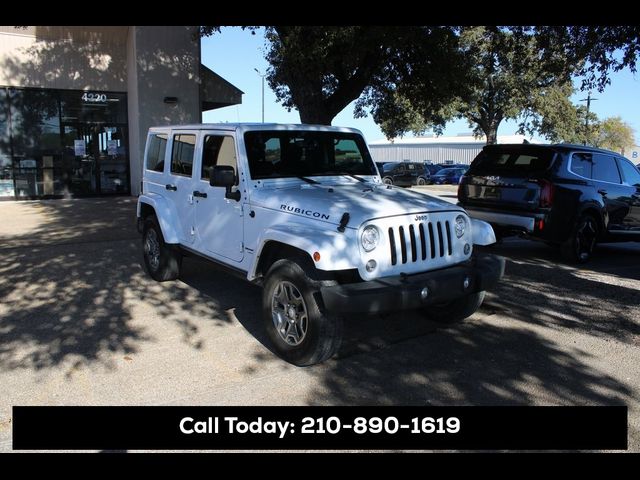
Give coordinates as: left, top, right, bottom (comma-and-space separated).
201, 27, 640, 144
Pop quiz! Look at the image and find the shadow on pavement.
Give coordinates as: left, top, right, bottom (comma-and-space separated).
0, 199, 636, 419
0, 199, 230, 373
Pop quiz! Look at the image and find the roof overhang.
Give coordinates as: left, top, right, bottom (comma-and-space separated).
200, 64, 243, 112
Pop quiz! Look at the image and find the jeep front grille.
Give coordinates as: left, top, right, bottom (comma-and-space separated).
388, 220, 453, 265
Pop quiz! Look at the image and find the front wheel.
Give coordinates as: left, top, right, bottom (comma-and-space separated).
382, 176, 394, 185
417, 176, 427, 186
424, 291, 486, 324
262, 259, 343, 366
562, 214, 599, 263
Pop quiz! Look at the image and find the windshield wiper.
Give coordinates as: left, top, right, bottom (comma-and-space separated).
325, 171, 368, 183
296, 175, 320, 185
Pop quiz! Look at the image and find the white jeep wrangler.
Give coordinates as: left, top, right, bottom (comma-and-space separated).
137, 123, 504, 366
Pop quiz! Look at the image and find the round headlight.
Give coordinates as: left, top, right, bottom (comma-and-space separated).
455, 215, 467, 238
361, 225, 380, 252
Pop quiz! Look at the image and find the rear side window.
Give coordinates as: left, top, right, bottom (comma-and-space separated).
146, 133, 167, 172
471, 149, 554, 174
592, 153, 621, 184
170, 134, 196, 177
617, 158, 640, 187
570, 152, 593, 178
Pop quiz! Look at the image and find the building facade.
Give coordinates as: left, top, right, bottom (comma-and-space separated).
368, 134, 535, 165
0, 26, 242, 199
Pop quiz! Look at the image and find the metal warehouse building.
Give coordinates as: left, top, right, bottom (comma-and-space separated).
368, 134, 534, 165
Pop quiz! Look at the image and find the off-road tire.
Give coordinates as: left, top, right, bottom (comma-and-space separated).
262, 259, 343, 366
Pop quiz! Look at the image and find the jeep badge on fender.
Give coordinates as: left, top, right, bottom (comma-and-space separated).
137, 123, 505, 366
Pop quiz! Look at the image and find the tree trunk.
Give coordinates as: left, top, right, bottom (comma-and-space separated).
298, 108, 333, 125
485, 127, 498, 145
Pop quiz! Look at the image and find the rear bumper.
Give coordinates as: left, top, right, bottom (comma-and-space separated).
464, 207, 541, 233
320, 253, 505, 315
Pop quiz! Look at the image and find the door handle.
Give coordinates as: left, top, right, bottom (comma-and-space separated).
597, 189, 607, 196
165, 184, 177, 191
193, 190, 207, 198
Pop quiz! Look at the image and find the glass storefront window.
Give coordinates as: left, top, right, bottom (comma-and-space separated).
0, 88, 14, 197
0, 86, 129, 199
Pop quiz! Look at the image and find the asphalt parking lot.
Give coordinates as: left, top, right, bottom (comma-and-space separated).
0, 189, 638, 452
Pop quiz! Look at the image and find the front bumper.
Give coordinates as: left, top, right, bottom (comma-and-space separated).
320, 253, 505, 315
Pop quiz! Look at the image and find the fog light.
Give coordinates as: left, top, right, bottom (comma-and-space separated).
464, 243, 471, 255
365, 259, 377, 272
420, 287, 429, 300
463, 277, 471, 289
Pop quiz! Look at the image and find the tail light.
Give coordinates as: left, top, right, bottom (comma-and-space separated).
539, 179, 554, 208
457, 176, 467, 200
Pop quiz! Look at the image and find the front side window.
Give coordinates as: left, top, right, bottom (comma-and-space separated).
146, 134, 167, 172
201, 135, 237, 184
244, 130, 376, 180
617, 158, 640, 187
170, 134, 196, 177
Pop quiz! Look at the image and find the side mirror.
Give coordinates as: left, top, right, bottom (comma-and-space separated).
210, 165, 241, 201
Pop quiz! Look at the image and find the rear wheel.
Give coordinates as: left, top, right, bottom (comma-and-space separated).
562, 213, 599, 264
424, 291, 486, 324
262, 259, 343, 366
417, 176, 427, 186
142, 215, 182, 281
382, 176, 394, 185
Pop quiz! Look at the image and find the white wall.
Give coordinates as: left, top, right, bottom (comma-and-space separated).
127, 26, 202, 195
0, 26, 127, 91
369, 144, 483, 165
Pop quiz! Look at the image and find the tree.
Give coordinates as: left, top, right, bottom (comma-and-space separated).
199, 26, 467, 126
593, 116, 636, 154
456, 27, 572, 144
370, 27, 573, 144
518, 82, 600, 144
531, 26, 640, 91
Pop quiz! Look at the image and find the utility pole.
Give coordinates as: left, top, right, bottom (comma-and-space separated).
254, 68, 266, 123
580, 92, 598, 145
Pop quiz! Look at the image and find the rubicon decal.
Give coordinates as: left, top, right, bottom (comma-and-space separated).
280, 204, 330, 220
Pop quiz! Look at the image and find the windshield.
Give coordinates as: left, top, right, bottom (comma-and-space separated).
244, 130, 377, 180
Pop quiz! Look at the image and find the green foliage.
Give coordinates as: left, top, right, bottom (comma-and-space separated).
454, 27, 572, 144
198, 26, 640, 141
200, 26, 467, 127
518, 83, 599, 144
593, 116, 636, 153
262, 26, 405, 124
531, 26, 640, 92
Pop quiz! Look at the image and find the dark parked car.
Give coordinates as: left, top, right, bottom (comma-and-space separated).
423, 163, 445, 177
431, 167, 466, 185
458, 143, 640, 263
376, 161, 430, 186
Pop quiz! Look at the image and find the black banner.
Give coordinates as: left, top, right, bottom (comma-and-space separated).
12, 406, 627, 450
